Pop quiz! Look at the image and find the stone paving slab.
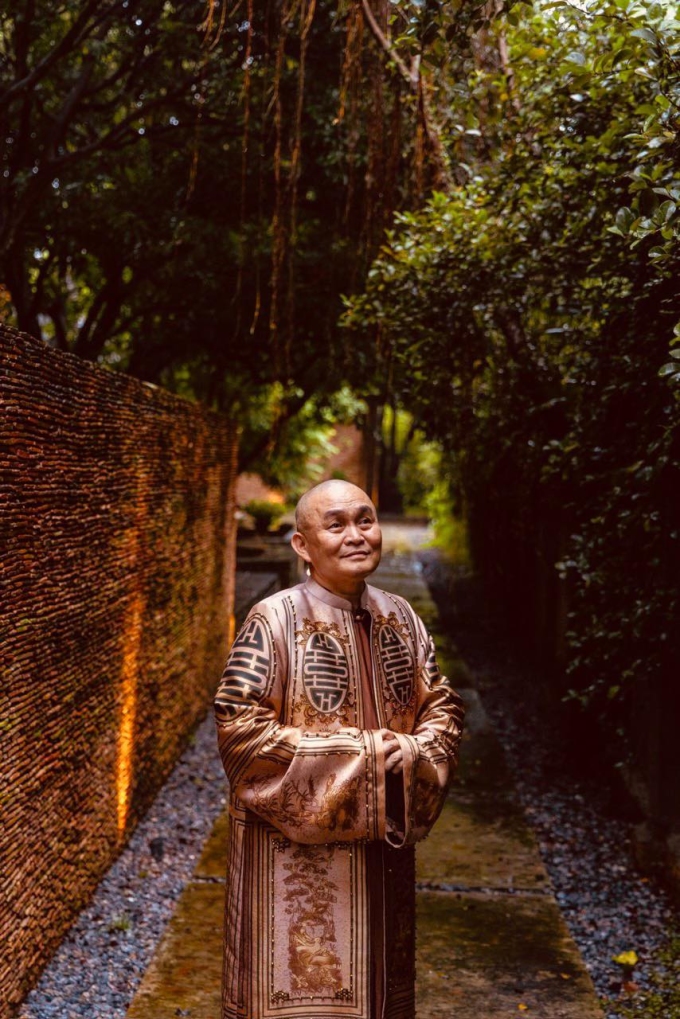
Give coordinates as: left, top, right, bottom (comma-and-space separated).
419, 689, 551, 895
418, 790, 551, 894
125, 881, 223, 1019
124, 533, 603, 1019
234, 570, 279, 622
451, 688, 515, 799
194, 808, 229, 881
416, 891, 604, 1019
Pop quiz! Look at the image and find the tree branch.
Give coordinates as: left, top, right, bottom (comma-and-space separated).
0, 1, 119, 113
51, 89, 191, 166
44, 56, 96, 161
358, 0, 414, 90
73, 275, 125, 360
358, 0, 452, 189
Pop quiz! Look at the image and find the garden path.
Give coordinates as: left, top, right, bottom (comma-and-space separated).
124, 521, 604, 1019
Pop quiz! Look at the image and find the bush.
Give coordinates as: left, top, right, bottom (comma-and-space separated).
244, 500, 285, 534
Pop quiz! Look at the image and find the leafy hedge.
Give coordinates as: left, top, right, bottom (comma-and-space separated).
345, 0, 680, 763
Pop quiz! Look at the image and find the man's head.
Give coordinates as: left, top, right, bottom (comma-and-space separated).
291, 480, 382, 598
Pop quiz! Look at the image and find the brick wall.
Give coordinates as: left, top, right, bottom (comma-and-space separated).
0, 325, 238, 1015
324, 423, 367, 489
235, 470, 285, 506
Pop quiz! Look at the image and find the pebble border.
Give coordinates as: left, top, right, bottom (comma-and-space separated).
419, 552, 679, 1019
17, 712, 228, 1019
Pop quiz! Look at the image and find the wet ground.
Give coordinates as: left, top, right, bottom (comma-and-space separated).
123, 521, 604, 1019
417, 540, 679, 1019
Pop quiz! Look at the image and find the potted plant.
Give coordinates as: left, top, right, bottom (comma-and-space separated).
244, 500, 285, 535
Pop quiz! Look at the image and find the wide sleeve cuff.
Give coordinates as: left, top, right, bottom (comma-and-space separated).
384, 732, 419, 848
364, 728, 387, 842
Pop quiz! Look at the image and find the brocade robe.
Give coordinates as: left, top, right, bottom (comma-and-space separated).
213, 577, 465, 1019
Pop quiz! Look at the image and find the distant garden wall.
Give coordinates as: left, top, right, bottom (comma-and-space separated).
323, 423, 368, 489
0, 325, 238, 1016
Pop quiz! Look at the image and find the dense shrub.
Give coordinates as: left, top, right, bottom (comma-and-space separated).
346, 0, 680, 763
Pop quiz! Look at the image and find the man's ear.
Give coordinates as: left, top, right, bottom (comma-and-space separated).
291, 531, 312, 564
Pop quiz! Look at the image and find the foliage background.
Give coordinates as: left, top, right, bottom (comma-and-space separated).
2, 0, 679, 828
345, 0, 680, 789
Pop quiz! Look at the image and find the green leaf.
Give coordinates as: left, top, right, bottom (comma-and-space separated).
658, 200, 676, 222
615, 207, 635, 234
630, 27, 658, 44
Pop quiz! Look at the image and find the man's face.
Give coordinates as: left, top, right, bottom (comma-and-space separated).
292, 483, 382, 594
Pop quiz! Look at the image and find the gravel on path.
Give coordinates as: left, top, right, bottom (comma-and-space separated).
419, 551, 679, 1019
18, 711, 228, 1019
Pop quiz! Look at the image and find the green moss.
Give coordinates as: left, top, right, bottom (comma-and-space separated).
108, 913, 132, 933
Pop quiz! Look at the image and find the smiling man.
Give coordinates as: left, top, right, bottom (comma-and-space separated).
214, 480, 465, 1019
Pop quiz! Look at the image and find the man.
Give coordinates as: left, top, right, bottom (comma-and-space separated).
214, 480, 465, 1019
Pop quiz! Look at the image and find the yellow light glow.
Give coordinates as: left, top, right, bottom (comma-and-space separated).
116, 590, 143, 837
227, 612, 236, 648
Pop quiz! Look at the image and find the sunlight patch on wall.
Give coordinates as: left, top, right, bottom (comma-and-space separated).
116, 586, 144, 838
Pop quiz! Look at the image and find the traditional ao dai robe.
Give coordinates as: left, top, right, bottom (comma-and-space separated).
213, 577, 465, 1019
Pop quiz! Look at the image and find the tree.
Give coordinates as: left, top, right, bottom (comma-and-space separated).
345, 0, 680, 756
0, 1, 215, 341
1, 0, 515, 478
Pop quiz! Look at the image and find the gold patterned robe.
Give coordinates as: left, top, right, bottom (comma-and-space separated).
213, 577, 465, 1019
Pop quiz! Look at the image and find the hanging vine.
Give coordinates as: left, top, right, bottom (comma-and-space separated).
232, 0, 254, 344
285, 0, 317, 374
199, 0, 506, 388
268, 0, 289, 381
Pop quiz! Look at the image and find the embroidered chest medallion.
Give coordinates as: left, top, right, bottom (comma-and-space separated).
298, 620, 350, 714
374, 613, 415, 707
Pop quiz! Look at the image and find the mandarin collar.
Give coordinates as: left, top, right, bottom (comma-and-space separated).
303, 576, 372, 612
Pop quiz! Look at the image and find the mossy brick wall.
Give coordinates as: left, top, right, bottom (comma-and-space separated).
0, 325, 238, 1015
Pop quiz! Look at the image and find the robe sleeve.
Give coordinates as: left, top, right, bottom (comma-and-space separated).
384, 608, 466, 849
213, 601, 387, 845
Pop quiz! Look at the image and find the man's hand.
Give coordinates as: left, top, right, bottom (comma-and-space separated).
382, 730, 404, 774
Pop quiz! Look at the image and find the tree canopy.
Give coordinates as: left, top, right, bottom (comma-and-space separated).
1, 1, 494, 403
1, 0, 503, 477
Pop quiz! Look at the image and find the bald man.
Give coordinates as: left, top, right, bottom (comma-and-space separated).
214, 481, 465, 1019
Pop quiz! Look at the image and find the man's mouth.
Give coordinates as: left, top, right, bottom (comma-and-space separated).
343, 550, 370, 558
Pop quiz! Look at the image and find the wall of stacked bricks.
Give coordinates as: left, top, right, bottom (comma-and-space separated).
0, 324, 238, 1015
323, 423, 367, 488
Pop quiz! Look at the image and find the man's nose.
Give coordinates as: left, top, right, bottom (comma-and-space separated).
344, 524, 364, 543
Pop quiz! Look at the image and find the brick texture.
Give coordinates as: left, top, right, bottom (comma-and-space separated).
324, 423, 367, 488
0, 325, 238, 1015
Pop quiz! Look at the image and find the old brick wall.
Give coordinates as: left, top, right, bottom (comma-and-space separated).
323, 423, 367, 489
0, 325, 238, 1015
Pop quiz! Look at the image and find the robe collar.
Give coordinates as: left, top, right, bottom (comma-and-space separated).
303, 576, 372, 612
